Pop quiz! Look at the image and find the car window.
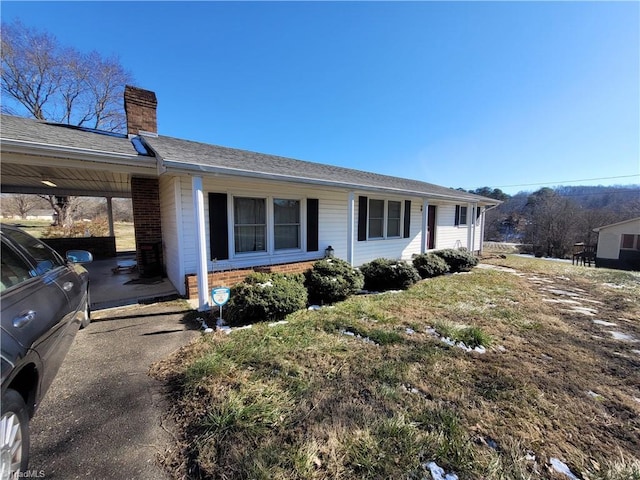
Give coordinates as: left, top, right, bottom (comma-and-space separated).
1, 241, 33, 292
2, 228, 65, 275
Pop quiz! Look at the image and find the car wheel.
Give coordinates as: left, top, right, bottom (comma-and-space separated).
80, 288, 91, 329
0, 389, 30, 478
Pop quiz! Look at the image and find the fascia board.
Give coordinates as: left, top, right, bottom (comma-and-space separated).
161, 159, 494, 204
0, 138, 156, 172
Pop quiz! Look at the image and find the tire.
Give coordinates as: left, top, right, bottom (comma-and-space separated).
80, 288, 91, 329
0, 389, 30, 478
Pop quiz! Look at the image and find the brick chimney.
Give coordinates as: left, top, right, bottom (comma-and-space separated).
124, 85, 157, 136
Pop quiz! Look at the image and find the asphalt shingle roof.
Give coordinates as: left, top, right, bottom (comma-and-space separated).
0, 114, 141, 157
1, 114, 496, 203
143, 134, 494, 203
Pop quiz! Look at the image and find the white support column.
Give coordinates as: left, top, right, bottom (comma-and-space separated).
467, 202, 474, 251
106, 197, 115, 237
192, 176, 210, 311
479, 206, 486, 254
421, 199, 429, 254
347, 191, 355, 265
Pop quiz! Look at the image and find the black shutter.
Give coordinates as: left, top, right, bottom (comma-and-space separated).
208, 193, 229, 260
454, 205, 460, 226
403, 200, 411, 238
358, 196, 368, 241
307, 198, 319, 252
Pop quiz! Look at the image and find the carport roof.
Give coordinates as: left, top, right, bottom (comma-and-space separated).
0, 115, 155, 197
143, 134, 496, 203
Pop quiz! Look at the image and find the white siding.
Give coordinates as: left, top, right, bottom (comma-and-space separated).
169, 173, 488, 276
159, 175, 186, 295
596, 218, 640, 260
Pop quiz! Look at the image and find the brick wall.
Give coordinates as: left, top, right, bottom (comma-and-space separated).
185, 260, 317, 299
131, 176, 164, 277
43, 236, 117, 260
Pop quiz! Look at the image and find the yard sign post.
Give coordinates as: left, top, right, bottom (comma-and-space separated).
211, 287, 230, 325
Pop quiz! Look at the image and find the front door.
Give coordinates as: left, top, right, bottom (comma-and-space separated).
427, 205, 436, 250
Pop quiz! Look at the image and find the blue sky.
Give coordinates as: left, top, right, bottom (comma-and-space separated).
2, 1, 639, 195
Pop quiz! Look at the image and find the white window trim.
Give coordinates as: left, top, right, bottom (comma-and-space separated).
230, 194, 306, 258
367, 198, 404, 240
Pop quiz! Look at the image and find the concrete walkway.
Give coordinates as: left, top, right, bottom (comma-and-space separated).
28, 302, 200, 479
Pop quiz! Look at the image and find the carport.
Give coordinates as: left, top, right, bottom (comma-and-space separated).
0, 89, 177, 308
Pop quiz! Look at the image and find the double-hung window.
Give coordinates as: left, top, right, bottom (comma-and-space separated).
274, 199, 300, 250
368, 199, 402, 239
455, 205, 468, 226
234, 197, 266, 253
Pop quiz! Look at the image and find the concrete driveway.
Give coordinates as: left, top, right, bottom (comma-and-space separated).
28, 301, 201, 479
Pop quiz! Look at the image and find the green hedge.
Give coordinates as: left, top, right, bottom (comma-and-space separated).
360, 258, 421, 292
226, 272, 308, 326
412, 253, 450, 278
304, 258, 364, 305
432, 249, 479, 273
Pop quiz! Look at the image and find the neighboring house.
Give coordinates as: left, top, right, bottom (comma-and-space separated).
593, 217, 640, 271
0, 86, 498, 310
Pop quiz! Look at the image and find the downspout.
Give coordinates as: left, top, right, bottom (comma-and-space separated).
106, 197, 115, 237
192, 176, 210, 311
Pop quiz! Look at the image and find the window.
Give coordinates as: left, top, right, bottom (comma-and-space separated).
455, 205, 468, 226
0, 242, 33, 292
621, 234, 640, 250
274, 199, 300, 250
358, 196, 411, 242
369, 199, 385, 238
387, 201, 401, 237
234, 197, 266, 253
2, 228, 64, 275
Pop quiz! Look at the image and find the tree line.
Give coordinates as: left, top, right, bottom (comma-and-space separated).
473, 185, 640, 258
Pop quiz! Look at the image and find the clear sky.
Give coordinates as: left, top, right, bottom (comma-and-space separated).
2, 1, 639, 195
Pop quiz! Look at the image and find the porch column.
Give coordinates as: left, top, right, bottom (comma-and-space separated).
192, 176, 210, 311
421, 199, 429, 254
347, 192, 355, 265
106, 197, 115, 237
479, 206, 486, 253
467, 202, 474, 251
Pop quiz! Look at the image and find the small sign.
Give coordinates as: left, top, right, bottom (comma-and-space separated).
211, 287, 230, 306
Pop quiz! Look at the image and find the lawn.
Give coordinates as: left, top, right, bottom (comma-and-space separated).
1, 219, 136, 251
152, 255, 640, 480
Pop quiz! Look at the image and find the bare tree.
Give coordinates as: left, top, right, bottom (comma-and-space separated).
1, 20, 133, 132
1, 194, 47, 219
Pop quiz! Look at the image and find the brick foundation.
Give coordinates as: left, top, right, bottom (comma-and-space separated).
185, 260, 317, 299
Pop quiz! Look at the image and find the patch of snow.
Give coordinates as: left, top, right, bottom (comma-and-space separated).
634, 397, 640, 403
525, 452, 536, 462
340, 329, 378, 345
406, 327, 416, 335
587, 391, 604, 400
308, 305, 322, 311
268, 320, 289, 327
542, 298, 582, 305
602, 283, 625, 289
609, 331, 638, 342
425, 461, 459, 480
550, 458, 579, 480
632, 350, 640, 356
592, 319, 617, 327
565, 307, 597, 316
257, 281, 273, 288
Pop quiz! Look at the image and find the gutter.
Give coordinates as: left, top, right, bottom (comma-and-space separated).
158, 158, 497, 204
0, 138, 156, 169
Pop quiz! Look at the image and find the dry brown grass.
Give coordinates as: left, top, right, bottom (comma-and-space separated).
152, 255, 640, 480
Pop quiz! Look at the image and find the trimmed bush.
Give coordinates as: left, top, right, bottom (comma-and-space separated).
412, 253, 450, 279
304, 258, 364, 305
432, 249, 479, 273
226, 272, 307, 326
360, 258, 421, 292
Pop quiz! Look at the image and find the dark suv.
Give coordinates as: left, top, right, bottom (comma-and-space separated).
1, 224, 92, 477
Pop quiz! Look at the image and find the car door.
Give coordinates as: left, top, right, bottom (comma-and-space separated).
0, 235, 78, 398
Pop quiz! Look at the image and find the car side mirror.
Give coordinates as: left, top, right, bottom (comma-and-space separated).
66, 250, 93, 264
